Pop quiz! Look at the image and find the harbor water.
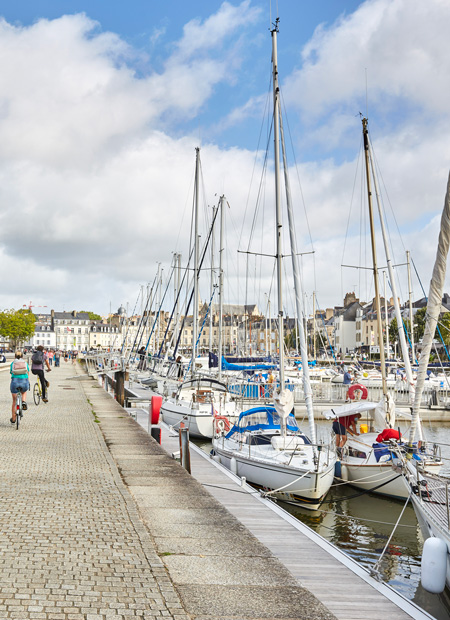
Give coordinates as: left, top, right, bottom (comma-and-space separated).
193, 420, 450, 620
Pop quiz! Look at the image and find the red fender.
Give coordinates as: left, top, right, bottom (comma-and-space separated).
150, 395, 163, 425
348, 383, 368, 401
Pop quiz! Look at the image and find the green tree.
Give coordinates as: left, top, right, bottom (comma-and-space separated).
79, 310, 102, 320
388, 317, 411, 345
437, 312, 450, 346
414, 307, 427, 342
0, 308, 36, 349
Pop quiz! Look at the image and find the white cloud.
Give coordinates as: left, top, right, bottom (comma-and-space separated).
286, 0, 450, 120
1, 0, 450, 319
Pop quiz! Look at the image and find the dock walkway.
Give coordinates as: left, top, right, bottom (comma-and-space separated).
0, 361, 432, 620
0, 362, 331, 620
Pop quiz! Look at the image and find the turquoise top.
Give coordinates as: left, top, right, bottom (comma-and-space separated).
10, 361, 30, 379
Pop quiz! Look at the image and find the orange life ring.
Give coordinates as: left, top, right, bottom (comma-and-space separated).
214, 414, 231, 435
348, 383, 368, 401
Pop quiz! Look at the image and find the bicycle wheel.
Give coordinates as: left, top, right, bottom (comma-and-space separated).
16, 394, 21, 430
33, 382, 41, 406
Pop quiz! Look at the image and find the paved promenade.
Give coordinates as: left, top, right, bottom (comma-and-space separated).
0, 361, 334, 620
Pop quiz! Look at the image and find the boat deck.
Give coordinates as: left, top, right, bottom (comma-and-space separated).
419, 471, 450, 527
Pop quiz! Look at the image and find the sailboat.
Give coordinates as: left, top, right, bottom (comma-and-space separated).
160, 153, 239, 438
212, 20, 336, 509
324, 118, 442, 499
401, 172, 450, 594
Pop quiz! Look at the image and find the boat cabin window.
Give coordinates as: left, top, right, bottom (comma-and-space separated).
347, 447, 367, 459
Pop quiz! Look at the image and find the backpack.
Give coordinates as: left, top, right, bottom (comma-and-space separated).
12, 359, 27, 375
32, 350, 44, 365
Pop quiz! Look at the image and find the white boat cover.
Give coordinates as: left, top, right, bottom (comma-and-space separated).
322, 401, 378, 419
323, 395, 395, 429
273, 388, 294, 420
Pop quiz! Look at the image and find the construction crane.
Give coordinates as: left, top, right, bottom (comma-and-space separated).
23, 302, 48, 312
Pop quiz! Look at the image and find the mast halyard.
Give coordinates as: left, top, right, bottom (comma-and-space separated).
218, 195, 225, 382
271, 20, 285, 394
362, 117, 388, 397
192, 147, 200, 378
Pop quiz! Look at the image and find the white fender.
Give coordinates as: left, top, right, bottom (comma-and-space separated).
230, 457, 237, 475
421, 537, 448, 594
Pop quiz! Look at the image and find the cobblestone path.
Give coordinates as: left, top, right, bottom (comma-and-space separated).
0, 362, 188, 620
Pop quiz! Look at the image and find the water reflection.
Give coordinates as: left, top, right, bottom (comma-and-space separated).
192, 420, 450, 619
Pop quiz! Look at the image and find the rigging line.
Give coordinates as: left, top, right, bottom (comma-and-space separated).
371, 493, 411, 579
370, 147, 407, 305
279, 90, 315, 252
369, 132, 407, 256
323, 474, 404, 501
238, 72, 272, 251
120, 287, 141, 353
246, 120, 273, 252
342, 133, 364, 302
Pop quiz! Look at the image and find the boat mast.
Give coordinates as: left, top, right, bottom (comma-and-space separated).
271, 20, 285, 398
209, 205, 216, 354
407, 250, 415, 363
192, 147, 200, 377
279, 104, 317, 444
218, 195, 225, 381
366, 129, 419, 428
362, 118, 388, 396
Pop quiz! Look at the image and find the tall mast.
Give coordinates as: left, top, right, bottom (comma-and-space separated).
218, 196, 225, 381
366, 126, 416, 404
271, 20, 285, 393
407, 250, 415, 363
383, 271, 389, 359
209, 205, 216, 354
362, 118, 388, 395
279, 103, 316, 444
192, 147, 200, 376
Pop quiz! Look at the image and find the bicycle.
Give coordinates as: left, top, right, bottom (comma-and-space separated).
33, 380, 42, 405
14, 388, 24, 430
33, 375, 49, 406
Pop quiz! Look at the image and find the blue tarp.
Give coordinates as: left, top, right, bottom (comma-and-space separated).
225, 406, 300, 439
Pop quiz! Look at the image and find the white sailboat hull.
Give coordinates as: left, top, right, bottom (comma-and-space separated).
213, 440, 335, 508
161, 399, 215, 439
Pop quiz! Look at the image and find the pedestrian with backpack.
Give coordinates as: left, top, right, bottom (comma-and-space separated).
31, 346, 51, 402
10, 351, 30, 423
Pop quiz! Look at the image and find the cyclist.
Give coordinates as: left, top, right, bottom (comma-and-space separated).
10, 351, 30, 424
31, 345, 51, 402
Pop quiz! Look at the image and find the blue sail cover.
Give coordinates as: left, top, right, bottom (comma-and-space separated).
221, 356, 277, 371
225, 406, 300, 438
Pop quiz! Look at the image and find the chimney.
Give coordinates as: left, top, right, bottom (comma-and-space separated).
72, 310, 77, 318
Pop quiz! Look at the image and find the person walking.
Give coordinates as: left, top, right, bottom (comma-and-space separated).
10, 351, 30, 424
31, 346, 51, 403
54, 350, 61, 367
343, 366, 353, 402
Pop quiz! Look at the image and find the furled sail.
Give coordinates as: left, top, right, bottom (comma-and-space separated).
409, 172, 450, 444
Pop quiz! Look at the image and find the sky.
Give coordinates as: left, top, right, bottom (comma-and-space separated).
1, 0, 450, 319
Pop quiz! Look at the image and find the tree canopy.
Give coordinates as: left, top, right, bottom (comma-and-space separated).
0, 308, 35, 348
79, 310, 102, 320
